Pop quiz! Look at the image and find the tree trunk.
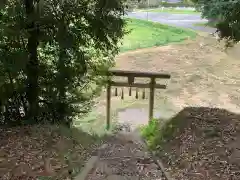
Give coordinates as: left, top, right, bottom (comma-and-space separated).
57, 48, 67, 121
25, 0, 39, 123
55, 18, 69, 126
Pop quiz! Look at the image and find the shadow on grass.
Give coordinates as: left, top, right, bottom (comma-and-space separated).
0, 124, 109, 180
141, 106, 240, 179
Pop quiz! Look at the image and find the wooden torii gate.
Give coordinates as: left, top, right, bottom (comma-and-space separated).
106, 69, 171, 130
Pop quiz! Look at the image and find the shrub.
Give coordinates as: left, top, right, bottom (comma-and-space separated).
141, 116, 185, 151
160, 2, 194, 8
141, 119, 161, 149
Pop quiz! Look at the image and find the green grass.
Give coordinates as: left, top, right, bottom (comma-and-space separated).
73, 111, 115, 136
194, 21, 217, 28
140, 119, 162, 149
143, 8, 200, 14
120, 18, 196, 52
140, 115, 185, 151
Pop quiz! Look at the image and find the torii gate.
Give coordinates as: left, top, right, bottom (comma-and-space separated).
106, 69, 171, 130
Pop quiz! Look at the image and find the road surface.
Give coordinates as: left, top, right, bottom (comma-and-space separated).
127, 11, 216, 33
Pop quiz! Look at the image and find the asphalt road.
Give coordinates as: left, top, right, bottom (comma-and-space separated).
127, 12, 216, 33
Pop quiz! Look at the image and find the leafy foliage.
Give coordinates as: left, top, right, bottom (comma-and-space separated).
0, 0, 127, 126
191, 0, 240, 43
160, 1, 194, 7
141, 116, 187, 150
140, 119, 161, 149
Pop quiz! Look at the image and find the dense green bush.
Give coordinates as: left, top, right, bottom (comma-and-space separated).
141, 117, 185, 150
160, 1, 194, 8
141, 119, 161, 149
191, 0, 240, 44
134, 0, 160, 9
0, 0, 127, 127
138, 3, 159, 9
125, 0, 137, 11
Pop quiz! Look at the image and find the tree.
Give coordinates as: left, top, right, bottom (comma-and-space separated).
0, 0, 127, 126
191, 0, 240, 44
24, 0, 40, 122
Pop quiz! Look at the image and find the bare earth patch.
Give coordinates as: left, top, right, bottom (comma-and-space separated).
88, 36, 240, 130
88, 35, 240, 179
114, 36, 240, 113
83, 35, 240, 130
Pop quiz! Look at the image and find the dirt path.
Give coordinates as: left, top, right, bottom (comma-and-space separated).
84, 130, 167, 180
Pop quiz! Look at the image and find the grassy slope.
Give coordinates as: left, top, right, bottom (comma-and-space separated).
143, 8, 200, 14
194, 21, 217, 28
120, 18, 196, 52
